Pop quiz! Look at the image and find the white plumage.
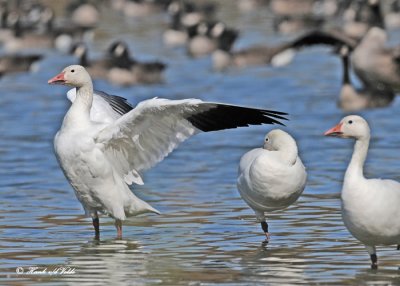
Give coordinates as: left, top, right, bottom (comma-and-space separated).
49, 65, 287, 238
237, 129, 307, 243
66, 88, 127, 124
325, 115, 400, 269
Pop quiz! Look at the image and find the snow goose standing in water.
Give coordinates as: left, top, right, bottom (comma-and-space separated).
325, 115, 400, 269
237, 129, 306, 243
48, 65, 288, 239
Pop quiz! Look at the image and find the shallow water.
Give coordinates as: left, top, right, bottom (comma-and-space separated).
1, 3, 400, 285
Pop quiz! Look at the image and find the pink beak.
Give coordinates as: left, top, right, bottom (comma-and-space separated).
48, 72, 66, 85
324, 122, 343, 136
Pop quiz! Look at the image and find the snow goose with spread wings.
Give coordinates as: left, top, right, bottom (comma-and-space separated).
48, 65, 288, 239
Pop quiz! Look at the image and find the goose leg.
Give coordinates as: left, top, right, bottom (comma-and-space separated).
255, 211, 269, 243
92, 213, 100, 240
115, 219, 122, 239
260, 221, 270, 243
366, 245, 377, 269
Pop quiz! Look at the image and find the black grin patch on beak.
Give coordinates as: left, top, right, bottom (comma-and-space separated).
50, 80, 67, 85
327, 132, 344, 137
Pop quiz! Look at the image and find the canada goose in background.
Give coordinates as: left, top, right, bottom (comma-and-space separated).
187, 21, 219, 57
273, 15, 325, 35
107, 41, 166, 85
187, 21, 239, 58
269, 0, 341, 20
213, 41, 295, 71
385, 0, 400, 29
2, 12, 54, 52
163, 2, 189, 47
340, 0, 384, 40
0, 2, 13, 43
269, 0, 326, 34
269, 0, 315, 17
71, 41, 166, 86
167, 0, 216, 27
280, 27, 400, 93
66, 0, 100, 28
113, 0, 167, 18
163, 0, 216, 47
2, 0, 97, 53
0, 54, 43, 76
212, 29, 357, 71
52, 22, 96, 53
237, 0, 269, 13
351, 27, 400, 92
1, 5, 93, 53
237, 129, 307, 243
338, 45, 395, 111
272, 0, 382, 40
70, 41, 166, 86
70, 42, 110, 79
269, 0, 382, 37
325, 115, 400, 269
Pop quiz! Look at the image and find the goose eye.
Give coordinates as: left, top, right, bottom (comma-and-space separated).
265, 138, 269, 142
348, 120, 353, 124
71, 69, 75, 73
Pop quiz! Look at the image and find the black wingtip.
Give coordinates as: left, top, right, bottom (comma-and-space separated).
186, 103, 289, 132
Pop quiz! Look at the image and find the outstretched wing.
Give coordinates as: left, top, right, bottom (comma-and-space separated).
95, 98, 288, 185
286, 30, 358, 50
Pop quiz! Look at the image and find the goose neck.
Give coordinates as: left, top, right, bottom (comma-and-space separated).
62, 83, 93, 129
341, 52, 351, 85
345, 136, 370, 180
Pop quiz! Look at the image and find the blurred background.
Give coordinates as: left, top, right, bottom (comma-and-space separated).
1, 0, 400, 285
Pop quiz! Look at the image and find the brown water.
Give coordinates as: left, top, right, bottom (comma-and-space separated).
1, 2, 400, 285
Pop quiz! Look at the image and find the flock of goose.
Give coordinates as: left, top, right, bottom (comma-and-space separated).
3, 0, 400, 270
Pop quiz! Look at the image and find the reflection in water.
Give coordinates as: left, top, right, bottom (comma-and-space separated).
65, 239, 149, 285
63, 238, 309, 285
1, 2, 400, 286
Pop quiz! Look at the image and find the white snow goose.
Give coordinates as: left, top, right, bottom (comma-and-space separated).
48, 65, 288, 239
324, 115, 400, 269
237, 129, 307, 243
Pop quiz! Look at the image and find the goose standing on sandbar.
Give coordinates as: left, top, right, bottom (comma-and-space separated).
237, 129, 307, 243
325, 115, 400, 269
48, 65, 288, 239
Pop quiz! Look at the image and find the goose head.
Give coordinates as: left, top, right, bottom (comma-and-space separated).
263, 129, 298, 165
324, 115, 370, 140
339, 45, 351, 58
48, 65, 91, 88
108, 41, 130, 60
167, 1, 181, 15
70, 42, 87, 58
263, 129, 297, 151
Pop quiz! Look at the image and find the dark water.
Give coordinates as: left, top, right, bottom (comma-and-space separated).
1, 3, 400, 285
